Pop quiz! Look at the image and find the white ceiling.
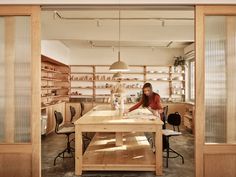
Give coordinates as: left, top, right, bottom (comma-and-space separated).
41, 9, 194, 49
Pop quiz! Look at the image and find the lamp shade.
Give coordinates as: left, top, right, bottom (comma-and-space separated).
109, 60, 129, 72
112, 72, 123, 78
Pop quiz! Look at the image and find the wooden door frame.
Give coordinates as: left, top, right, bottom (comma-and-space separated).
0, 6, 41, 177
195, 5, 236, 177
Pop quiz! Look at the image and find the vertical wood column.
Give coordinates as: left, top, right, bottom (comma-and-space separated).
75, 126, 83, 175
168, 66, 172, 99
226, 16, 236, 143
143, 66, 147, 83
4, 17, 15, 143
155, 125, 162, 175
92, 65, 95, 106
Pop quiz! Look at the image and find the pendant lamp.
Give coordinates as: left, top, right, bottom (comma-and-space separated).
112, 72, 123, 79
109, 10, 129, 72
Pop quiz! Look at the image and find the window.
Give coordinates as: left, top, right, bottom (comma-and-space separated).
189, 59, 195, 101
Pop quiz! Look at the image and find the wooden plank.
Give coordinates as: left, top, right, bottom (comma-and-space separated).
195, 6, 205, 177
226, 16, 236, 143
0, 144, 32, 153
30, 6, 41, 177
79, 124, 158, 132
0, 153, 32, 177
75, 126, 83, 176
204, 154, 236, 177
204, 144, 236, 154
4, 16, 15, 143
155, 126, 163, 176
83, 132, 155, 171
115, 132, 123, 146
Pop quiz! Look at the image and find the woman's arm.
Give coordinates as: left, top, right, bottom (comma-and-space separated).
128, 100, 142, 112
155, 94, 163, 113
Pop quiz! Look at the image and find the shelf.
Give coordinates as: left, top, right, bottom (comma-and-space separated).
171, 80, 185, 82
70, 95, 93, 98
95, 87, 112, 89
42, 77, 69, 82
69, 64, 185, 103
83, 132, 155, 171
184, 114, 193, 119
41, 78, 61, 81
95, 80, 144, 82
170, 72, 185, 74
41, 95, 69, 99
71, 80, 93, 82
95, 95, 111, 98
41, 68, 69, 75
41, 55, 70, 108
147, 72, 169, 74
70, 87, 93, 89
71, 72, 93, 74
96, 72, 144, 74
147, 80, 171, 82
41, 87, 69, 90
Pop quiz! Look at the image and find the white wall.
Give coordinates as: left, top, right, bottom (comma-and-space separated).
41, 40, 70, 65
69, 47, 184, 65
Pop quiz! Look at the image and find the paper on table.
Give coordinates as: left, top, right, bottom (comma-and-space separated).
124, 108, 158, 120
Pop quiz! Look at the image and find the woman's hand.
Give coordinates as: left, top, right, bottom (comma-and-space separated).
123, 109, 130, 115
158, 109, 163, 114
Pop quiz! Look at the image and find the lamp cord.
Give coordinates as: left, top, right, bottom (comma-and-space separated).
118, 0, 121, 61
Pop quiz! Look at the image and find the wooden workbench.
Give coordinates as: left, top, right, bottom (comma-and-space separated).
74, 105, 163, 176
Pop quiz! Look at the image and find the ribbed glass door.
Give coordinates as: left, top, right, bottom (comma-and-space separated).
205, 16, 236, 144
0, 16, 31, 143
0, 6, 40, 177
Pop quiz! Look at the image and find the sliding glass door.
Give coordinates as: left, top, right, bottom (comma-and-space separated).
196, 6, 236, 177
0, 6, 41, 177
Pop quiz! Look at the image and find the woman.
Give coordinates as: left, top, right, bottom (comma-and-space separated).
125, 82, 163, 152
125, 82, 163, 116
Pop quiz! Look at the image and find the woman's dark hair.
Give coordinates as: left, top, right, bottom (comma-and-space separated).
141, 83, 155, 107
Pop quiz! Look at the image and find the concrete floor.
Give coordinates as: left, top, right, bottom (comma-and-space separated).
42, 128, 194, 177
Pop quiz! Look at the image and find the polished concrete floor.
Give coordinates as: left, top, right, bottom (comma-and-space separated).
42, 127, 194, 177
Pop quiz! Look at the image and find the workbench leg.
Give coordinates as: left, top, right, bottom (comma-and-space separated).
115, 132, 123, 146
155, 126, 163, 175
75, 126, 83, 176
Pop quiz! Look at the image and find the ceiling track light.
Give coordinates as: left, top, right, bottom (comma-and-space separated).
166, 41, 173, 48
53, 11, 194, 21
96, 20, 101, 27
161, 19, 165, 27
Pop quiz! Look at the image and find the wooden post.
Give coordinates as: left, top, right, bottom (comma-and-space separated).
155, 125, 163, 175
226, 16, 236, 143
4, 17, 15, 143
168, 66, 172, 99
75, 126, 83, 176
115, 132, 123, 146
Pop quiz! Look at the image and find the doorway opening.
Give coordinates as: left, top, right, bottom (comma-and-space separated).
40, 5, 195, 177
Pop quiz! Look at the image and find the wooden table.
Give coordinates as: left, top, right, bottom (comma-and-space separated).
74, 105, 163, 176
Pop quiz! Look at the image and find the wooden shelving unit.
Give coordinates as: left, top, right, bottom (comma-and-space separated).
41, 55, 70, 108
183, 103, 195, 134
70, 65, 185, 103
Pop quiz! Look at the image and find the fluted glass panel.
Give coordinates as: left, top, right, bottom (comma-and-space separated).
14, 17, 31, 142
0, 18, 5, 142
205, 16, 236, 143
0, 16, 31, 143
